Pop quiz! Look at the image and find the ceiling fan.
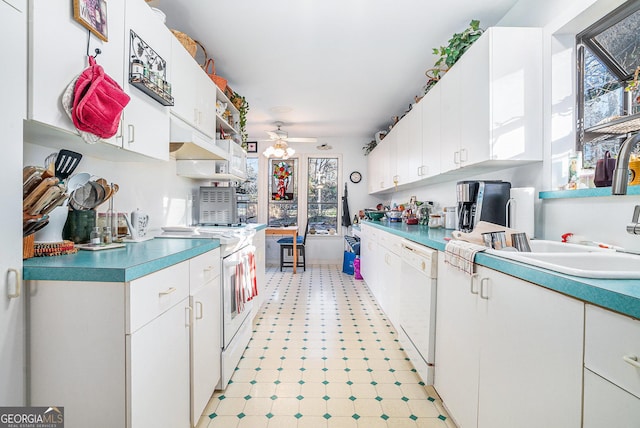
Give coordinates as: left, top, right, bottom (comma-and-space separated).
263, 122, 317, 143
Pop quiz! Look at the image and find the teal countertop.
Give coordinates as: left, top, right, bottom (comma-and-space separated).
360, 220, 640, 319
23, 238, 220, 283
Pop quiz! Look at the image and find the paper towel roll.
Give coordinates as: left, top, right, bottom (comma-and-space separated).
508, 187, 535, 238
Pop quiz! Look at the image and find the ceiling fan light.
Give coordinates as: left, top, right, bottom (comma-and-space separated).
286, 147, 295, 157
263, 146, 275, 157
274, 147, 285, 157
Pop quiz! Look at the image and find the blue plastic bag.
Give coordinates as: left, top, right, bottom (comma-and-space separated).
342, 251, 355, 275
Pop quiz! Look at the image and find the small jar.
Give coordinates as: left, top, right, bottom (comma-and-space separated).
102, 226, 112, 245
90, 227, 102, 245
131, 59, 144, 80
428, 214, 443, 228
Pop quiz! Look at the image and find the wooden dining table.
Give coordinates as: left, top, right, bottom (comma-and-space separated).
266, 225, 300, 273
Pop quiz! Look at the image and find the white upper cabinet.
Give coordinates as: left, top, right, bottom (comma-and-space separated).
26, 0, 173, 161
170, 36, 217, 139
368, 27, 543, 194
439, 27, 543, 174
122, 0, 171, 161
27, 0, 125, 147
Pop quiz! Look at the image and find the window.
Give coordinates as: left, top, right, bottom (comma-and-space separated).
238, 157, 258, 223
307, 157, 338, 233
268, 159, 298, 226
577, 2, 640, 167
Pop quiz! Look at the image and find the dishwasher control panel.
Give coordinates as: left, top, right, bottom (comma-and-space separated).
400, 239, 437, 278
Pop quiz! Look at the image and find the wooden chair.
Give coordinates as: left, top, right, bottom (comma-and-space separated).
278, 223, 308, 272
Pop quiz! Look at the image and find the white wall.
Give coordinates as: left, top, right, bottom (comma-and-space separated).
244, 137, 381, 265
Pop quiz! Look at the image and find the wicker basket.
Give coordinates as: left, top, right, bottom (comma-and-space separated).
171, 30, 197, 58
23, 234, 35, 259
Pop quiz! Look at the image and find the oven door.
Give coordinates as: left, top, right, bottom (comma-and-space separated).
221, 245, 256, 349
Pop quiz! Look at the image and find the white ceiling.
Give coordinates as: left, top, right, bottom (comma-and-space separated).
152, 0, 519, 145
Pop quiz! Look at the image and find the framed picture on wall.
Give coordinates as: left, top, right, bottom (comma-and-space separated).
73, 0, 109, 42
246, 142, 258, 153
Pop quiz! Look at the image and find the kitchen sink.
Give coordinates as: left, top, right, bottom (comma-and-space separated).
487, 240, 640, 279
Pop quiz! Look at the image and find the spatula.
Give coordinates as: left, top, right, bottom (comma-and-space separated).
54, 150, 83, 181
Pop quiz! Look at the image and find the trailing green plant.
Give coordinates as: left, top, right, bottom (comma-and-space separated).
362, 140, 377, 156
433, 19, 483, 70
231, 92, 250, 146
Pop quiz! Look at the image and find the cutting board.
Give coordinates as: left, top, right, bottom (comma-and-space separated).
451, 221, 528, 247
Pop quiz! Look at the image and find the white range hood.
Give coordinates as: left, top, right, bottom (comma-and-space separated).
169, 115, 228, 161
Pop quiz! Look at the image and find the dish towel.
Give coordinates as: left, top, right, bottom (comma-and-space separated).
444, 240, 486, 275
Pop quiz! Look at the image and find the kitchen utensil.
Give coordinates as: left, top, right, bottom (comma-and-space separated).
23, 215, 49, 237
95, 178, 113, 208
27, 184, 65, 216
54, 149, 83, 181
70, 180, 105, 210
23, 167, 44, 197
62, 209, 97, 244
482, 231, 507, 249
43, 152, 58, 178
23, 177, 59, 212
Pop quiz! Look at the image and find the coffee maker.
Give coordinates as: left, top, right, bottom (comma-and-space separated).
456, 180, 511, 232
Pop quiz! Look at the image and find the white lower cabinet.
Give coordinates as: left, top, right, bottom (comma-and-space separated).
29, 249, 223, 428
128, 297, 190, 428
583, 304, 640, 427
435, 259, 583, 428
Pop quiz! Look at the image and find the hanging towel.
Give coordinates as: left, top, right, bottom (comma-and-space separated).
249, 252, 258, 300
444, 240, 486, 275
342, 182, 351, 227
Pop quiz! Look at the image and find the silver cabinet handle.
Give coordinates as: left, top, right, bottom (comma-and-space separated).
185, 306, 192, 327
480, 277, 490, 300
460, 147, 468, 163
159, 287, 176, 296
454, 151, 460, 165
196, 301, 204, 320
623, 355, 640, 369
6, 268, 20, 299
470, 273, 479, 295
128, 124, 135, 144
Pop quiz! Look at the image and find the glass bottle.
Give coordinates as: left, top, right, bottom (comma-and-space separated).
90, 227, 101, 245
102, 226, 112, 245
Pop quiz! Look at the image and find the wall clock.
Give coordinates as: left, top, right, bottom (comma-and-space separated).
349, 171, 362, 184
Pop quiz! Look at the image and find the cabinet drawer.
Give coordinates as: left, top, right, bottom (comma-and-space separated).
190, 248, 220, 292
585, 304, 640, 397
378, 230, 402, 254
127, 262, 190, 333
584, 369, 640, 427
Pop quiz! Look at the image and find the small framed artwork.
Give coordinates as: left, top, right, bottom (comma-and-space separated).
73, 0, 109, 42
246, 142, 258, 153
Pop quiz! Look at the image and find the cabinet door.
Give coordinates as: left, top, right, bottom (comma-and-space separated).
367, 147, 381, 194
379, 248, 401, 328
122, 0, 171, 161
438, 66, 462, 174
405, 101, 424, 183
434, 258, 480, 428
0, 0, 25, 405
421, 83, 441, 178
458, 33, 490, 167
129, 298, 190, 428
393, 116, 409, 186
170, 37, 199, 130
477, 266, 583, 428
378, 133, 394, 191
194, 71, 218, 138
583, 369, 640, 428
28, 0, 124, 147
191, 279, 221, 425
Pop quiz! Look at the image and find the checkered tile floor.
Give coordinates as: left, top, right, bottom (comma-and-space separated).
196, 265, 454, 428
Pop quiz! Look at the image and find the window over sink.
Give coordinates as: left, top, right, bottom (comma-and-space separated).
577, 2, 640, 168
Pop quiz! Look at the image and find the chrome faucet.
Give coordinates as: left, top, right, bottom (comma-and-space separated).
627, 205, 640, 235
611, 132, 640, 195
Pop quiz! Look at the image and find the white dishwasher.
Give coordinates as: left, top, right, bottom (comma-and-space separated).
398, 239, 438, 384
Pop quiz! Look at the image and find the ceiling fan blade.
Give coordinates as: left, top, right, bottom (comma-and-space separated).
286, 137, 318, 143
266, 131, 279, 140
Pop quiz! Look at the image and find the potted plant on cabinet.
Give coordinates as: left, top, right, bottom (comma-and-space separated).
231, 92, 250, 148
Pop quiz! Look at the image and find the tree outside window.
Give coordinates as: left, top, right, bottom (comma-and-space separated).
307, 157, 338, 233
